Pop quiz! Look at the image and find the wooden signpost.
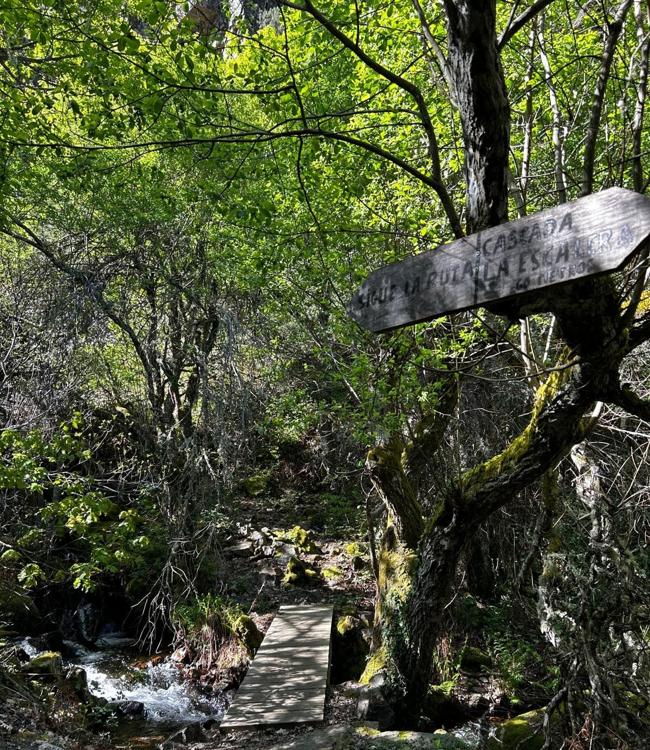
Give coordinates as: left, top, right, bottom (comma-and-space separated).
348, 187, 650, 333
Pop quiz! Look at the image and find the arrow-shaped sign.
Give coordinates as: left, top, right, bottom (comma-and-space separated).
348, 187, 650, 332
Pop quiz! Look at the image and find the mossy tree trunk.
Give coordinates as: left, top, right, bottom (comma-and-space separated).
362, 0, 650, 725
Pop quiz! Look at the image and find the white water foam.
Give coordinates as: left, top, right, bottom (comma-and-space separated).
83, 658, 225, 723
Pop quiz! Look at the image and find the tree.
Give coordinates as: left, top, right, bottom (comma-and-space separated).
2, 0, 650, 739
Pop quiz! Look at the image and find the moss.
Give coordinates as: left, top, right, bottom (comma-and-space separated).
232, 614, 263, 654
462, 357, 571, 494
336, 615, 355, 636
345, 541, 366, 557
486, 708, 559, 750
282, 556, 319, 586
459, 646, 492, 672
359, 645, 388, 684
23, 651, 63, 675
242, 471, 270, 496
353, 725, 381, 737
323, 566, 343, 581
277, 525, 321, 553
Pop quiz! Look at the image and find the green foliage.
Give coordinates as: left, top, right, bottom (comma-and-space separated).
173, 593, 243, 637
0, 421, 158, 593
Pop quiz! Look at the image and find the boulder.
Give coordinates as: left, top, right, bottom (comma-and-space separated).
487, 707, 561, 750
279, 526, 322, 554
232, 614, 264, 654
423, 685, 467, 727
459, 646, 492, 674
356, 673, 395, 730
161, 721, 204, 746
282, 557, 319, 586
22, 651, 63, 676
63, 666, 94, 702
224, 540, 255, 557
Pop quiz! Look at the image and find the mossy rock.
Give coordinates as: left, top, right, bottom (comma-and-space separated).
232, 614, 263, 654
359, 646, 388, 685
278, 525, 322, 554
282, 556, 320, 586
242, 472, 270, 496
423, 685, 466, 726
23, 651, 63, 676
343, 727, 471, 748
345, 541, 367, 557
0, 585, 42, 633
323, 566, 343, 581
487, 707, 561, 750
459, 645, 492, 673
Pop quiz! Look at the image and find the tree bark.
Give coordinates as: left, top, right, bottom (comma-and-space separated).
443, 0, 510, 231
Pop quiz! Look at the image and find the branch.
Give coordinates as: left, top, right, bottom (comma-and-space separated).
581, 0, 634, 196
608, 385, 650, 422
4, 127, 461, 231
2, 219, 159, 411
281, 0, 462, 237
498, 0, 555, 49
410, 0, 453, 92
366, 437, 424, 549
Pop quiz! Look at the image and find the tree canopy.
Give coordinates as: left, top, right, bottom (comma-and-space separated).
1, 0, 650, 746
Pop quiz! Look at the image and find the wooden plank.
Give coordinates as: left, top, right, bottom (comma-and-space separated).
348, 187, 650, 332
220, 604, 333, 729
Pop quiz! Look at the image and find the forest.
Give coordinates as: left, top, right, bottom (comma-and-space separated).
0, 0, 649, 748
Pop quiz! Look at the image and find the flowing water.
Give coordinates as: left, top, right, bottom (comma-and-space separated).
20, 633, 226, 741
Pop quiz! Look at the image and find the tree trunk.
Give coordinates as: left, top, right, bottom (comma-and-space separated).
444, 0, 510, 231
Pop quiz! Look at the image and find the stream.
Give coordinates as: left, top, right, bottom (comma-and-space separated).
16, 634, 485, 748
19, 633, 226, 743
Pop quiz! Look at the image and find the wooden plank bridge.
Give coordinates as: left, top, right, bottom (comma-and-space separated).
220, 604, 333, 728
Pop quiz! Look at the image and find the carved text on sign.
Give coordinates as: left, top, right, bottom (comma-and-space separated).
349, 188, 650, 332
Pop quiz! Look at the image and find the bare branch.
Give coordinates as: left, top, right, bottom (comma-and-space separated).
498, 0, 556, 49
609, 385, 650, 422
581, 0, 634, 196
280, 0, 462, 236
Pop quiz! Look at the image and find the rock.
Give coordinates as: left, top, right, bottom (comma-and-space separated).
161, 721, 204, 746
352, 728, 471, 748
273, 540, 297, 557
109, 699, 145, 717
356, 673, 395, 730
171, 645, 190, 663
261, 545, 275, 557
487, 707, 561, 750
249, 529, 271, 548
459, 646, 492, 673
257, 563, 277, 581
22, 651, 63, 676
63, 666, 94, 702
232, 614, 263, 654
282, 556, 319, 586
272, 725, 350, 749
242, 473, 270, 496
224, 540, 255, 557
352, 555, 367, 571
423, 685, 467, 727
278, 526, 322, 554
